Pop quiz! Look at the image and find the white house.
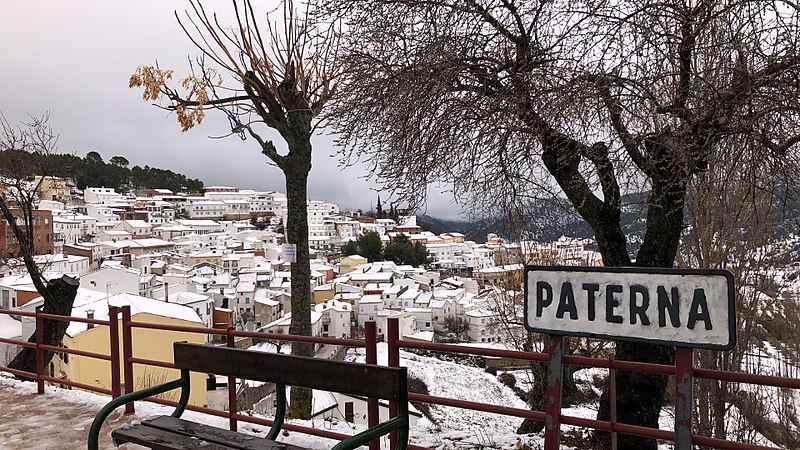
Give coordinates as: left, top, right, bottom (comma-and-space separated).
32, 254, 91, 277
52, 216, 82, 253
406, 307, 434, 331
157, 291, 214, 343
465, 308, 502, 343
255, 388, 422, 428
99, 230, 132, 242
81, 265, 142, 297
357, 294, 384, 327
314, 300, 352, 339
83, 187, 123, 204
175, 219, 223, 235
117, 220, 153, 238
222, 199, 250, 220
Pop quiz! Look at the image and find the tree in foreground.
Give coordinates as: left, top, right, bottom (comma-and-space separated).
321, 0, 800, 447
0, 114, 79, 376
129, 0, 337, 418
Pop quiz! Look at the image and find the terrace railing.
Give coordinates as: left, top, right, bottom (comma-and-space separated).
0, 307, 798, 450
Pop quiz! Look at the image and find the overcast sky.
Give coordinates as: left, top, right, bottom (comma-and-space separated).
0, 1, 465, 219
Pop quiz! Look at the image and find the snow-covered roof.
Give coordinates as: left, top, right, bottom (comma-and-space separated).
256, 298, 280, 307
66, 293, 203, 337
124, 220, 152, 228
465, 308, 496, 318
0, 314, 22, 339
360, 294, 383, 304
315, 300, 352, 312
237, 281, 256, 293
399, 288, 420, 300
161, 291, 209, 306
128, 238, 174, 248
350, 272, 393, 282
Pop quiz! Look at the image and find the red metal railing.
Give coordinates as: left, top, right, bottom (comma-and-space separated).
1, 307, 798, 450
381, 318, 800, 450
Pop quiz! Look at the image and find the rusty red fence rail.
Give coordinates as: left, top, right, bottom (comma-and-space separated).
0, 307, 798, 449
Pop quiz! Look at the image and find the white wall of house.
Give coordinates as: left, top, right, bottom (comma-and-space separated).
406, 308, 434, 331
465, 308, 502, 343
81, 267, 141, 296
32, 254, 90, 277
52, 216, 82, 253
185, 201, 225, 220
315, 300, 352, 338
84, 187, 122, 204
357, 295, 384, 327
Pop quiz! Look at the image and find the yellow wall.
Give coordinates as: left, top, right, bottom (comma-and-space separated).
313, 286, 335, 304
34, 176, 68, 201
340, 255, 367, 275
61, 313, 207, 407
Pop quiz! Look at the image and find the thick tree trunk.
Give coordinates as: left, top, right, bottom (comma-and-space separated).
8, 275, 79, 378
595, 176, 687, 450
283, 140, 314, 419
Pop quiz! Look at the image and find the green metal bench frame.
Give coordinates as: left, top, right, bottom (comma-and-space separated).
88, 342, 409, 450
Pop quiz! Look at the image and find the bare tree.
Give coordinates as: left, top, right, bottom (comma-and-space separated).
320, 0, 800, 447
679, 137, 800, 448
0, 114, 79, 377
442, 315, 470, 342
129, 0, 337, 418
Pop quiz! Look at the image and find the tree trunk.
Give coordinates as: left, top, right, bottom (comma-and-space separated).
283, 139, 314, 419
8, 275, 79, 378
595, 175, 688, 450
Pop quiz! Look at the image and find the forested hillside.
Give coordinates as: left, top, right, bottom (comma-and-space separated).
0, 149, 204, 193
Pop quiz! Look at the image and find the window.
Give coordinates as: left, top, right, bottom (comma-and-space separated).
344, 402, 354, 423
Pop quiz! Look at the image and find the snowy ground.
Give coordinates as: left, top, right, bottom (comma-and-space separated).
0, 343, 689, 449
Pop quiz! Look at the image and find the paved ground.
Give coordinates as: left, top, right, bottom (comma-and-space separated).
0, 377, 144, 450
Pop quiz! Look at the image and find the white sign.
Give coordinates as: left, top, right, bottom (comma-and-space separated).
524, 266, 735, 350
281, 243, 297, 263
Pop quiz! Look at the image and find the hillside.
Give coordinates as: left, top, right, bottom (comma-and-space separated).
0, 149, 204, 193
417, 194, 641, 245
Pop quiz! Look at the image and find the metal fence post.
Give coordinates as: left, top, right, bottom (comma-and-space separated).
108, 306, 121, 399
675, 347, 694, 450
364, 321, 379, 450
387, 318, 400, 450
35, 307, 44, 394
121, 305, 134, 413
543, 334, 564, 450
610, 355, 617, 450
227, 327, 237, 432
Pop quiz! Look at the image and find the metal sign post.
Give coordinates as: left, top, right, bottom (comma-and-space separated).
524, 266, 735, 450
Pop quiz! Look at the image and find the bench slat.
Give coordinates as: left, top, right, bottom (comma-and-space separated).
142, 416, 306, 450
174, 342, 406, 401
112, 423, 234, 450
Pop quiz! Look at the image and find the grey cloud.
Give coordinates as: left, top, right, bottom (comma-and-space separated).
0, 0, 465, 220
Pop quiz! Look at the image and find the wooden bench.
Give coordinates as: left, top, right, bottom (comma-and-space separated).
88, 342, 409, 450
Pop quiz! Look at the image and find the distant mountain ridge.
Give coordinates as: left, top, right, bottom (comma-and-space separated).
418, 191, 800, 249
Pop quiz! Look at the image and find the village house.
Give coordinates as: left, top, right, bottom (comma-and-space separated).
51, 215, 82, 253
117, 220, 153, 239
50, 293, 208, 406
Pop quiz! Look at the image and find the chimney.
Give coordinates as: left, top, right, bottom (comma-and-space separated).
164, 282, 169, 303
87, 310, 94, 329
